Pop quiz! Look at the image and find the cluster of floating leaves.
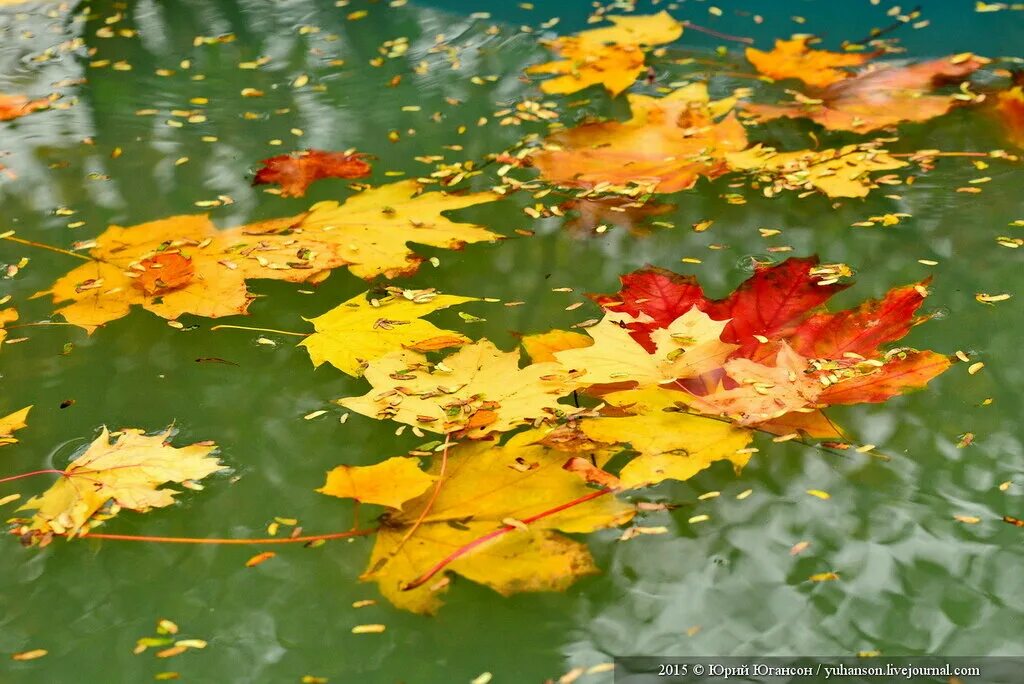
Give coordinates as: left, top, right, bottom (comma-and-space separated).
0, 0, 1020, 630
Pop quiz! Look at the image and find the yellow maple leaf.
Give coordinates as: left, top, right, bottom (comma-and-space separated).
521, 329, 592, 363
339, 340, 579, 438
532, 84, 746, 193
301, 289, 478, 376
16, 427, 225, 541
35, 182, 500, 332
322, 431, 633, 614
726, 144, 907, 198
579, 387, 753, 488
745, 38, 873, 89
319, 456, 436, 510
0, 406, 31, 447
526, 12, 683, 96
0, 306, 16, 343
286, 180, 501, 279
554, 308, 736, 388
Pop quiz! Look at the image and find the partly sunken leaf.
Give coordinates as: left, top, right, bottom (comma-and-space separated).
336, 432, 634, 613
253, 149, 372, 198
318, 457, 436, 510
579, 387, 753, 488
0, 306, 17, 343
0, 406, 31, 447
559, 197, 676, 237
339, 340, 579, 438
725, 144, 907, 198
0, 93, 48, 121
301, 289, 478, 376
742, 55, 987, 133
553, 309, 736, 389
521, 329, 592, 363
527, 41, 647, 97
684, 344, 824, 425
16, 427, 225, 541
36, 182, 500, 331
533, 84, 747, 193
526, 13, 683, 96
745, 38, 873, 88
996, 85, 1024, 148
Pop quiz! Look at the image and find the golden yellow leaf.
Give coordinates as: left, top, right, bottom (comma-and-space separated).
726, 144, 907, 198
339, 340, 579, 438
0, 306, 16, 343
301, 289, 478, 376
318, 456, 436, 510
554, 308, 736, 388
526, 13, 683, 96
746, 38, 872, 89
520, 329, 592, 363
533, 84, 747, 193
286, 180, 501, 279
16, 427, 225, 541
0, 406, 31, 447
575, 12, 684, 46
578, 387, 753, 488
323, 431, 633, 613
36, 182, 500, 332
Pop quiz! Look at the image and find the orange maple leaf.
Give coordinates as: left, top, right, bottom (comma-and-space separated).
253, 149, 372, 198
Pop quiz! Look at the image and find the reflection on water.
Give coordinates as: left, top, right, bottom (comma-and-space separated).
1, 0, 1023, 682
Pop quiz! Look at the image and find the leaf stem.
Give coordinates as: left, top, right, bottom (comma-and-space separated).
681, 21, 754, 45
392, 433, 451, 555
0, 469, 67, 485
401, 487, 612, 592
0, 234, 93, 261
209, 324, 307, 337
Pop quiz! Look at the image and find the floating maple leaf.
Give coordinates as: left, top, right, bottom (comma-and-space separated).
13, 427, 225, 543
742, 55, 987, 133
36, 181, 500, 331
589, 257, 951, 414
0, 93, 48, 122
319, 457, 436, 510
301, 288, 478, 376
321, 431, 634, 614
526, 12, 683, 96
745, 37, 875, 89
0, 406, 31, 447
339, 340, 580, 438
532, 84, 747, 193
253, 149, 372, 198
725, 144, 907, 198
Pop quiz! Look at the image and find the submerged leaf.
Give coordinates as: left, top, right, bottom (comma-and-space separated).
0, 93, 48, 121
253, 149, 372, 198
533, 84, 747, 193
